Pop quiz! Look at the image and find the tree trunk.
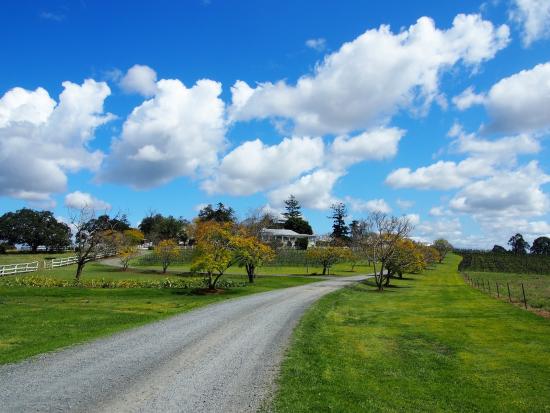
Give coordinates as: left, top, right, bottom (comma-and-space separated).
246, 264, 255, 283
75, 261, 85, 281
322, 264, 327, 275
162, 262, 168, 273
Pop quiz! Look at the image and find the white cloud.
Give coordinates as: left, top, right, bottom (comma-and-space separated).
346, 197, 391, 213
386, 158, 493, 190
453, 131, 540, 162
483, 62, 550, 134
329, 127, 404, 169
305, 38, 327, 51
397, 199, 414, 209
509, 0, 550, 46
0, 79, 113, 201
101, 78, 226, 188
203, 136, 324, 196
268, 169, 343, 210
452, 86, 486, 110
64, 191, 111, 211
119, 64, 158, 97
230, 14, 509, 135
450, 161, 550, 218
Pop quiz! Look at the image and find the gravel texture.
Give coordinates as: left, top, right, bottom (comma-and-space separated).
0, 276, 366, 412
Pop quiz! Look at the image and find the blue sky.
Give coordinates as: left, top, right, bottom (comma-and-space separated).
1, 0, 550, 248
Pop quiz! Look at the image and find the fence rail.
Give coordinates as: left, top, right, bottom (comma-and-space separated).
44, 250, 118, 270
44, 256, 78, 269
0, 261, 39, 276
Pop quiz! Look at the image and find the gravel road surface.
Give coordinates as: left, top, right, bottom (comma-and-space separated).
0, 276, 366, 412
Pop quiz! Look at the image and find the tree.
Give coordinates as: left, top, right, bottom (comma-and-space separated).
492, 244, 508, 253
330, 202, 349, 241
116, 229, 145, 271
508, 233, 529, 255
240, 210, 279, 239
282, 195, 302, 220
432, 239, 453, 263
138, 213, 188, 244
362, 212, 413, 291
0, 208, 71, 252
306, 246, 350, 275
71, 208, 122, 281
198, 203, 236, 223
385, 239, 425, 285
283, 216, 313, 235
530, 236, 550, 255
191, 221, 235, 289
154, 239, 180, 273
232, 233, 275, 283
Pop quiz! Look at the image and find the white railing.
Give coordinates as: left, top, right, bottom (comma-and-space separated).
44, 256, 79, 269
43, 250, 118, 269
0, 261, 39, 276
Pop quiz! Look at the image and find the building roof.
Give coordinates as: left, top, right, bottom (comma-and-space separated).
261, 228, 316, 237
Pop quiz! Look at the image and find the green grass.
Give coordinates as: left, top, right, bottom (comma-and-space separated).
0, 251, 74, 265
466, 271, 550, 312
0, 264, 318, 365
272, 254, 550, 412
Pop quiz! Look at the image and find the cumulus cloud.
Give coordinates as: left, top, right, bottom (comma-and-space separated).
64, 191, 111, 211
0, 79, 113, 201
386, 127, 541, 190
305, 38, 327, 51
483, 62, 550, 134
452, 86, 486, 110
268, 169, 343, 210
230, 14, 509, 135
119, 64, 158, 97
450, 161, 550, 218
329, 127, 405, 169
386, 158, 493, 190
509, 0, 550, 46
346, 197, 391, 213
203, 136, 324, 195
100, 78, 226, 188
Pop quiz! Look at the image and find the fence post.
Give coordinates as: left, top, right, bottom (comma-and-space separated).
521, 283, 527, 309
507, 282, 511, 302
488, 281, 491, 295
496, 282, 500, 298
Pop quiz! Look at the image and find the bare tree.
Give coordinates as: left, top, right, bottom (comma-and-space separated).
70, 206, 123, 281
363, 212, 413, 291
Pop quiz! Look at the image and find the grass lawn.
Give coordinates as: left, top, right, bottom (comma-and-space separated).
0, 263, 318, 365
0, 251, 74, 265
272, 254, 550, 412
465, 271, 550, 312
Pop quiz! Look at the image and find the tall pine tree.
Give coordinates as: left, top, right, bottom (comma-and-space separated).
282, 195, 302, 220
330, 202, 349, 241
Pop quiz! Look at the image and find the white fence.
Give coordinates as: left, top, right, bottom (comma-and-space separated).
0, 261, 39, 276
44, 256, 78, 269
43, 250, 118, 270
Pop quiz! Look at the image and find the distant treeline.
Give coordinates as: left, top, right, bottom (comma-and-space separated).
457, 250, 550, 274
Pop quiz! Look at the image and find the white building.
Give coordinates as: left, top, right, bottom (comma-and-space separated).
260, 228, 317, 248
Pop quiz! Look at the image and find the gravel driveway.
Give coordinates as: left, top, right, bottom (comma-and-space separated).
0, 276, 366, 412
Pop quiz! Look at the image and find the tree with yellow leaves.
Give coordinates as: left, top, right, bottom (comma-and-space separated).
232, 233, 275, 283
191, 221, 235, 289
306, 246, 350, 275
154, 239, 180, 273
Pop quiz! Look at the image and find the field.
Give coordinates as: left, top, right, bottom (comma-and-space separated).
0, 262, 318, 365
458, 251, 550, 274
0, 251, 74, 265
132, 249, 373, 276
271, 254, 550, 412
465, 271, 550, 312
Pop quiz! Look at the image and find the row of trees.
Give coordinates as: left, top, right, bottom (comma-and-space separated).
493, 234, 550, 256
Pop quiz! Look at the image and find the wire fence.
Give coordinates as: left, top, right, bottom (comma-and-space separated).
463, 273, 529, 309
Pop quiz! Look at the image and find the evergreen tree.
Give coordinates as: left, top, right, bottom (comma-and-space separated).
508, 233, 529, 255
282, 195, 302, 220
330, 202, 349, 241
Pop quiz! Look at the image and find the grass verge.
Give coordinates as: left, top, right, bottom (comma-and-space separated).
272, 254, 550, 412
